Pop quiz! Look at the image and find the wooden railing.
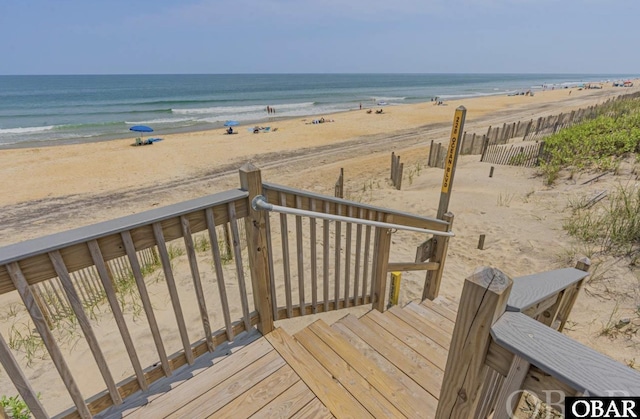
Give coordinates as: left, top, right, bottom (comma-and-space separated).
436, 260, 640, 419
0, 164, 453, 418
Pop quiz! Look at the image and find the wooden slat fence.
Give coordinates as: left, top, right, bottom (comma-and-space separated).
480, 141, 545, 168
427, 140, 447, 169
390, 152, 404, 189
452, 91, 640, 159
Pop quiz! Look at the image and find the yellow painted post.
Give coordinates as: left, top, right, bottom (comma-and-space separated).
437, 106, 466, 219
389, 272, 401, 307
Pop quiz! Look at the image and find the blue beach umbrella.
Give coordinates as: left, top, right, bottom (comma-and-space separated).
224, 120, 239, 127
129, 125, 154, 133
129, 125, 154, 144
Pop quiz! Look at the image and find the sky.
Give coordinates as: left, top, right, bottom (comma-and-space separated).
0, 0, 638, 75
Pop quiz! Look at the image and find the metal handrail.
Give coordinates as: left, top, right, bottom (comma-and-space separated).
252, 195, 454, 237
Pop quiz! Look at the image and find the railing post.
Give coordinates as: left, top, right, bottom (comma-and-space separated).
422, 212, 454, 301
556, 257, 591, 332
371, 216, 392, 312
239, 163, 274, 334
435, 267, 513, 419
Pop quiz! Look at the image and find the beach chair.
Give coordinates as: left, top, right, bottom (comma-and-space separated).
263, 127, 271, 133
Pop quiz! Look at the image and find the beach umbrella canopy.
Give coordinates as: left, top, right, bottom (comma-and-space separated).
129, 125, 154, 133
224, 120, 239, 127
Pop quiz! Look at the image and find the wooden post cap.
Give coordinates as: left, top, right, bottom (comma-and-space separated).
469, 266, 512, 294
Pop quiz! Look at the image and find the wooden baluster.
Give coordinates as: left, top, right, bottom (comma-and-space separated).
152, 224, 195, 366
371, 213, 392, 312
323, 201, 330, 312
353, 208, 363, 305
6, 262, 92, 419
278, 192, 293, 318
227, 202, 251, 332
49, 250, 123, 406
88, 240, 149, 388
181, 216, 214, 352
309, 199, 318, 313
334, 203, 342, 308
295, 196, 306, 314
121, 231, 172, 377
0, 332, 48, 419
423, 212, 454, 301
205, 208, 234, 341
344, 206, 353, 307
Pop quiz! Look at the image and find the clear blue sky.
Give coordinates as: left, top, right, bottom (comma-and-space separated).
1, 0, 637, 75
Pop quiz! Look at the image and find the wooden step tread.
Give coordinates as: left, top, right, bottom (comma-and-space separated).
249, 380, 315, 419
387, 305, 451, 356
421, 298, 458, 323
305, 319, 432, 418
330, 321, 436, 418
167, 350, 285, 418
294, 323, 405, 418
126, 335, 273, 418
338, 313, 442, 407
289, 398, 334, 419
266, 327, 373, 418
407, 301, 455, 334
206, 364, 300, 418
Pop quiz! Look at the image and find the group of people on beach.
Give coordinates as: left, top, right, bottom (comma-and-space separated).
266, 106, 276, 114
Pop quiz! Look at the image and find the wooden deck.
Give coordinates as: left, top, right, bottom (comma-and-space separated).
100, 297, 456, 418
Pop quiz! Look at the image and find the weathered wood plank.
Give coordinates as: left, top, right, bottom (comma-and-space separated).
49, 250, 122, 406
307, 319, 428, 418
88, 240, 148, 391
295, 195, 306, 314
249, 380, 314, 419
207, 365, 299, 418
491, 311, 640, 396
205, 208, 233, 342
265, 328, 373, 418
6, 262, 92, 419
91, 330, 261, 419
435, 267, 513, 419
279, 192, 294, 318
0, 190, 248, 294
295, 325, 405, 418
227, 201, 252, 331
322, 201, 330, 313
126, 338, 275, 419
342, 314, 443, 399
180, 216, 214, 352
289, 398, 333, 419
166, 350, 285, 418
388, 304, 451, 351
492, 355, 530, 419
420, 297, 458, 323
240, 164, 276, 334
334, 204, 342, 308
330, 321, 435, 418
409, 301, 454, 334
152, 223, 195, 366
309, 199, 318, 313
0, 332, 48, 419
387, 262, 439, 272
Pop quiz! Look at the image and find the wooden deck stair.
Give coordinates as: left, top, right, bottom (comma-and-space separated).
271, 296, 458, 418
114, 297, 457, 418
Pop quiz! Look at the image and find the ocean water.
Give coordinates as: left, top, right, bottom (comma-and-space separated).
0, 73, 635, 148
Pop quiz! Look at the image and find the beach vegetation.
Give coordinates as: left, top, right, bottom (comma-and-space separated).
1, 394, 37, 419
564, 184, 640, 258
540, 98, 640, 185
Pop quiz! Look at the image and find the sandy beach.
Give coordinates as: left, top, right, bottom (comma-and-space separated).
1, 84, 639, 415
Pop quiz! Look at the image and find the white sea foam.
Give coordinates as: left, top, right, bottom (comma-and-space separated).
0, 125, 55, 135
125, 117, 195, 125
